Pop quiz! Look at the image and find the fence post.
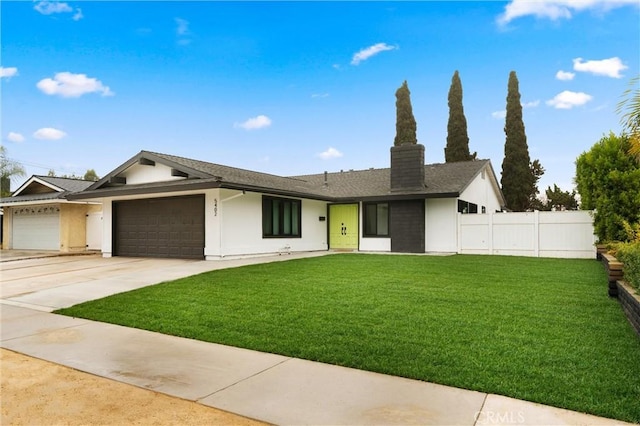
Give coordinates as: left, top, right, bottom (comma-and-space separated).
534, 210, 540, 257
488, 212, 494, 255
457, 212, 462, 254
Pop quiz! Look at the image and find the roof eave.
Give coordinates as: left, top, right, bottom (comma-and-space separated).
12, 175, 64, 196
338, 192, 460, 202
67, 180, 223, 200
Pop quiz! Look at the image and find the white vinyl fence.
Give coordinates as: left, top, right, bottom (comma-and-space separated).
457, 210, 596, 259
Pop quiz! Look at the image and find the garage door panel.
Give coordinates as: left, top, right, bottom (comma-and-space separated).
114, 195, 204, 260
13, 208, 60, 250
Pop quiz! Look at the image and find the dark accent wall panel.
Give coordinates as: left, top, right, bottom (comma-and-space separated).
390, 199, 425, 253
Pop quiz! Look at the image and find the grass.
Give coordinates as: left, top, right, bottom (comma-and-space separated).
56, 254, 640, 423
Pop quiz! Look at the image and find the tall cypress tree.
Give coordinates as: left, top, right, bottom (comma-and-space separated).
394, 80, 417, 146
501, 71, 536, 211
445, 70, 473, 162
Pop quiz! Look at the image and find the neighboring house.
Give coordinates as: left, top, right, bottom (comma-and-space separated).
0, 176, 102, 251
67, 143, 505, 260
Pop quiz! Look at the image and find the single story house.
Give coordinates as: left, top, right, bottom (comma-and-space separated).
0, 175, 102, 251
66, 143, 505, 260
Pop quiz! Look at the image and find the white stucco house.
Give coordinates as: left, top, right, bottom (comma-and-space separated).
0, 175, 102, 251
66, 144, 505, 260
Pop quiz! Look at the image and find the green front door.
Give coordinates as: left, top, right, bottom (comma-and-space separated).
329, 204, 359, 250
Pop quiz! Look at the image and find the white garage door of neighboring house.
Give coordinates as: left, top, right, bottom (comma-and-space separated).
12, 206, 60, 250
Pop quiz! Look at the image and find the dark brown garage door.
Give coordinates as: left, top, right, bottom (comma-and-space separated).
113, 195, 205, 259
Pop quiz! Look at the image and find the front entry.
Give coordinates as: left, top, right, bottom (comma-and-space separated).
329, 204, 358, 250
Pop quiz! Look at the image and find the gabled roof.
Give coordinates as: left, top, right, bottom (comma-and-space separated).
69, 149, 503, 204
0, 175, 95, 205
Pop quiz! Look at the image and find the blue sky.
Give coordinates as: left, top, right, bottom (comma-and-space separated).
2, 0, 639, 197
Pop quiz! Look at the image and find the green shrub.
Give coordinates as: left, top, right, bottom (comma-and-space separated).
614, 241, 640, 291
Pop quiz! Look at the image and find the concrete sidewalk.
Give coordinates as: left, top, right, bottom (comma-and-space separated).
1, 304, 630, 425
0, 252, 633, 425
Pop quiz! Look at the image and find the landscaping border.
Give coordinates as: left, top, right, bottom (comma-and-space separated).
601, 253, 623, 297
600, 252, 640, 337
616, 280, 640, 337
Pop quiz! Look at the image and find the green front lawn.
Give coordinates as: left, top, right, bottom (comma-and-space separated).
56, 254, 640, 423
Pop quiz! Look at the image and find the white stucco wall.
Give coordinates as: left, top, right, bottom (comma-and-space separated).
425, 198, 457, 252
96, 188, 218, 258
119, 163, 186, 185
218, 189, 328, 258
458, 166, 503, 214
93, 187, 329, 260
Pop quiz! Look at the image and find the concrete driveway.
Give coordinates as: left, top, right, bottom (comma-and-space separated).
0, 251, 331, 312
0, 254, 199, 311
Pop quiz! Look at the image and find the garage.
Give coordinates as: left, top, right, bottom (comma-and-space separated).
12, 206, 60, 250
113, 195, 205, 259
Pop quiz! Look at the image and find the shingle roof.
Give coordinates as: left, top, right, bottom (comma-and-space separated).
0, 175, 95, 205
293, 160, 490, 199
0, 192, 68, 204
70, 150, 495, 202
35, 175, 95, 193
149, 151, 316, 195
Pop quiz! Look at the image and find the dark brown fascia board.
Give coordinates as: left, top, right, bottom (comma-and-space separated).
69, 178, 460, 203
218, 183, 334, 202
67, 180, 223, 200
334, 192, 460, 203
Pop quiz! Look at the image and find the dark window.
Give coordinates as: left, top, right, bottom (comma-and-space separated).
363, 202, 389, 237
458, 199, 478, 214
262, 196, 301, 238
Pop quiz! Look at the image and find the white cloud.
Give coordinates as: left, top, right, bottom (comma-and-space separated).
492, 110, 506, 119
351, 43, 397, 65
497, 0, 638, 25
0, 67, 18, 79
33, 127, 67, 140
34, 1, 73, 15
175, 18, 192, 45
72, 8, 83, 21
318, 147, 343, 160
234, 115, 272, 130
7, 132, 25, 143
175, 18, 190, 35
311, 93, 329, 99
573, 57, 628, 78
546, 90, 593, 109
522, 100, 540, 108
556, 70, 575, 81
37, 72, 114, 98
